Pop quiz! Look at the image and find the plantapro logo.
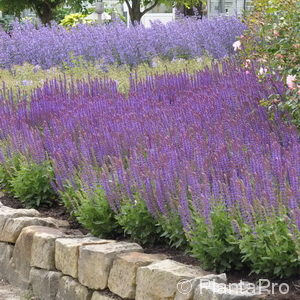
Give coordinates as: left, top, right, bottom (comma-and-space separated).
176, 279, 194, 295
177, 278, 290, 296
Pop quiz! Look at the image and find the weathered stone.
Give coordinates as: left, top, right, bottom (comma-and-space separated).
0, 206, 40, 242
31, 227, 64, 270
78, 242, 143, 290
0, 216, 57, 243
108, 252, 167, 299
6, 260, 31, 290
0, 206, 40, 220
11, 226, 59, 289
12, 226, 41, 283
45, 217, 70, 229
30, 268, 62, 300
55, 237, 113, 278
194, 281, 260, 300
0, 242, 14, 281
136, 259, 208, 300
91, 291, 120, 300
175, 274, 227, 300
56, 276, 92, 300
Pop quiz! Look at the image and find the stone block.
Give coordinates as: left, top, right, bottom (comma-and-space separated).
92, 291, 121, 300
31, 227, 64, 270
12, 226, 59, 288
175, 273, 227, 300
0, 216, 57, 243
0, 206, 40, 242
136, 259, 207, 300
108, 252, 167, 299
56, 276, 92, 300
0, 242, 14, 281
55, 237, 113, 278
78, 242, 143, 290
30, 268, 62, 300
194, 281, 260, 300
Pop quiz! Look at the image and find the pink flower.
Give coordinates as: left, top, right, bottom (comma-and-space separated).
233, 40, 242, 51
258, 67, 267, 75
286, 75, 297, 90
245, 59, 251, 68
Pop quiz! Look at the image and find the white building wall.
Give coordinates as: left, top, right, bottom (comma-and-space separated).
208, 0, 250, 17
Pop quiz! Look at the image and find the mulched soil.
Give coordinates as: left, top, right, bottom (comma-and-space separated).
2, 192, 300, 299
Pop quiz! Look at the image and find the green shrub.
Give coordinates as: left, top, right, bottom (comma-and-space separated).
75, 188, 122, 238
158, 213, 188, 249
60, 180, 83, 213
10, 160, 56, 208
188, 206, 242, 273
0, 155, 22, 192
240, 215, 300, 278
60, 13, 94, 27
116, 197, 163, 246
241, 0, 300, 127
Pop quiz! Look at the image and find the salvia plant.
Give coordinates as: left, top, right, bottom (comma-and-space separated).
0, 61, 299, 276
0, 17, 246, 69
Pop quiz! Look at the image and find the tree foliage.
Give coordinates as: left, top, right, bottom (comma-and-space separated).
0, 0, 95, 24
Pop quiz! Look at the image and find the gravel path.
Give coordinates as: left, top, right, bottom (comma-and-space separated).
0, 280, 22, 300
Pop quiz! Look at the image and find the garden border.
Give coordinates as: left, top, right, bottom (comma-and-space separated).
0, 200, 261, 300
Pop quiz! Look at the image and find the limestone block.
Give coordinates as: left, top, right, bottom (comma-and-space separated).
0, 242, 14, 281
136, 259, 207, 300
12, 226, 60, 288
55, 237, 114, 278
78, 242, 143, 290
194, 281, 260, 300
92, 291, 121, 300
0, 216, 57, 243
108, 252, 167, 299
45, 217, 70, 229
0, 206, 40, 242
56, 276, 92, 300
30, 268, 62, 300
31, 227, 64, 270
175, 273, 227, 300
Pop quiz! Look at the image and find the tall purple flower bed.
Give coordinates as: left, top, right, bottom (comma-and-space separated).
0, 62, 299, 229
0, 17, 246, 69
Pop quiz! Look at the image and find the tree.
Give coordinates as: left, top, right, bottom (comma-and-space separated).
124, 0, 160, 24
123, 0, 205, 24
0, 0, 94, 24
176, 0, 206, 18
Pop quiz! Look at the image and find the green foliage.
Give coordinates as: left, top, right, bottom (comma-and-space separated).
0, 0, 96, 24
59, 180, 82, 212
240, 216, 300, 278
158, 213, 188, 249
75, 188, 122, 238
53, 7, 72, 23
188, 206, 242, 273
0, 13, 14, 32
0, 155, 22, 192
60, 12, 94, 27
116, 198, 163, 246
10, 160, 56, 208
241, 0, 300, 127
0, 58, 210, 96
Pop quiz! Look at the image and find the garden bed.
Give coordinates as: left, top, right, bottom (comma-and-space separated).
2, 191, 300, 299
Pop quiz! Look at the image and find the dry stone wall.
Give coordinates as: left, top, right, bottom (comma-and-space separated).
0, 200, 261, 300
